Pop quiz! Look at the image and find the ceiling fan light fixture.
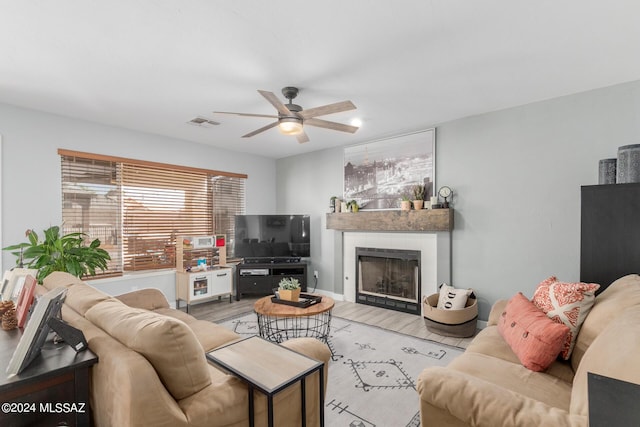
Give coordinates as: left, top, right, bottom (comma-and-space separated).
278, 117, 303, 135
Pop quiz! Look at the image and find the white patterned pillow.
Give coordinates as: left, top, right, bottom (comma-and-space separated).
437, 283, 472, 310
531, 276, 600, 360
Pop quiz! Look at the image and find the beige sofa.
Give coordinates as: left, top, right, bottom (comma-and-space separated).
41, 272, 331, 427
417, 274, 640, 427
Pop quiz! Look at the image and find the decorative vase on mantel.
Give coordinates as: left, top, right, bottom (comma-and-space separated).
412, 185, 426, 210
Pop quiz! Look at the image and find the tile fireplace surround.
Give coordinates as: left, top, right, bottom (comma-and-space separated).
326, 210, 453, 309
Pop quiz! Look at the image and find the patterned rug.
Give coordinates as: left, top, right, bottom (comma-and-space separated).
220, 313, 463, 427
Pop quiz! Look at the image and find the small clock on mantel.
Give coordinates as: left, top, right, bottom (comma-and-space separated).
438, 186, 453, 208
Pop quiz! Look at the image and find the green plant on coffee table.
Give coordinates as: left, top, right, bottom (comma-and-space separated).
3, 226, 111, 283
278, 277, 301, 290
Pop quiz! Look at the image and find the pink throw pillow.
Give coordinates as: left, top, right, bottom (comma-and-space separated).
531, 276, 600, 360
497, 293, 570, 372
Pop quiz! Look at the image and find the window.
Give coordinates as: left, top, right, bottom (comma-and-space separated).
60, 149, 246, 276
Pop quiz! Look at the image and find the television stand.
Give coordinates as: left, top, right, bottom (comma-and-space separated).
236, 261, 307, 301
243, 257, 301, 264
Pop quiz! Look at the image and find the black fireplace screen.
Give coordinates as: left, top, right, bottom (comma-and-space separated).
356, 247, 421, 314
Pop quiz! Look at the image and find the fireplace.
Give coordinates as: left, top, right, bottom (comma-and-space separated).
356, 247, 421, 315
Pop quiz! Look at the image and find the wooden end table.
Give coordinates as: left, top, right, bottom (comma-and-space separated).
253, 295, 335, 345
206, 336, 324, 427
0, 329, 98, 427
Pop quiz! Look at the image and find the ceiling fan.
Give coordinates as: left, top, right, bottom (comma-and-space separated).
214, 87, 358, 144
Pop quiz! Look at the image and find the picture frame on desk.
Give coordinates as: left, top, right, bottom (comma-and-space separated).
15, 274, 37, 328
1, 268, 38, 302
6, 287, 67, 376
0, 270, 11, 300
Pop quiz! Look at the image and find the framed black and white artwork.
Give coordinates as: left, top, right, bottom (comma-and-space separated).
344, 128, 435, 210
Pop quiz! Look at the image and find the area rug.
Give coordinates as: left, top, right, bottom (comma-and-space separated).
219, 313, 463, 427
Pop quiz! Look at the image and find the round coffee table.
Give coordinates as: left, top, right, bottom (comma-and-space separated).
253, 295, 335, 345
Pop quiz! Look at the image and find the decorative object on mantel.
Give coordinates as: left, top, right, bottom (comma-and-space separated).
616, 144, 640, 183
429, 196, 438, 209
347, 200, 360, 212
598, 158, 617, 184
438, 186, 453, 208
344, 129, 435, 210
329, 196, 340, 213
400, 195, 412, 211
412, 185, 425, 210
277, 277, 301, 302
340, 201, 348, 213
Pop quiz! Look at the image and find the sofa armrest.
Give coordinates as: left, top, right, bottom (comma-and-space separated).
417, 367, 586, 427
116, 288, 170, 311
487, 299, 508, 326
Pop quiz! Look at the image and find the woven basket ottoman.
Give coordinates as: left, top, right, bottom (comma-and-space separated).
423, 293, 478, 338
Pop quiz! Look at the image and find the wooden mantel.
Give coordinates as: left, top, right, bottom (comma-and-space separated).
326, 208, 453, 232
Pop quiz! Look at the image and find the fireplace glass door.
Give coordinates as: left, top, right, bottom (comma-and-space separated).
356, 247, 421, 314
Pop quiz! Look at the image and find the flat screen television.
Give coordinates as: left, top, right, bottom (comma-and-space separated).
234, 215, 310, 261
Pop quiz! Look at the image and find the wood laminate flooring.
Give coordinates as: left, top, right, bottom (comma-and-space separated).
188, 295, 474, 349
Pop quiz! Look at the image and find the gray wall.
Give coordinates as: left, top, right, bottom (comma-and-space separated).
0, 103, 277, 300
276, 80, 640, 320
3, 80, 640, 315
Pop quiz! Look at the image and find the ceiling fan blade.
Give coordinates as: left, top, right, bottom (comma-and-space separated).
214, 111, 278, 119
296, 130, 310, 144
258, 90, 292, 116
305, 118, 359, 134
242, 121, 279, 138
299, 100, 356, 119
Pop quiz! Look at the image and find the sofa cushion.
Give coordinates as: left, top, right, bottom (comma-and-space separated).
116, 287, 170, 311
570, 274, 640, 371
43, 272, 112, 315
466, 326, 576, 383
153, 309, 241, 352
498, 293, 570, 371
532, 276, 599, 360
570, 306, 640, 417
42, 271, 85, 289
85, 299, 211, 400
437, 283, 472, 310
446, 351, 573, 411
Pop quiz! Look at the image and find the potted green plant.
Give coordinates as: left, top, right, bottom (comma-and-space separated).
412, 185, 425, 210
3, 226, 111, 283
400, 195, 412, 211
278, 277, 301, 302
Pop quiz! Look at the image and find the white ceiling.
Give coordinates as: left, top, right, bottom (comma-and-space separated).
2, 1, 640, 159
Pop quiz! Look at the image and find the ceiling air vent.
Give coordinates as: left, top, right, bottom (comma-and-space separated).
187, 116, 220, 128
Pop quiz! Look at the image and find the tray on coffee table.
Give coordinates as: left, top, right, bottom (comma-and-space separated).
270, 293, 322, 308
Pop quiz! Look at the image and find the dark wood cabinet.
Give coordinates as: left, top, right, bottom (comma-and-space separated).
0, 329, 98, 427
581, 183, 640, 292
236, 262, 308, 300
